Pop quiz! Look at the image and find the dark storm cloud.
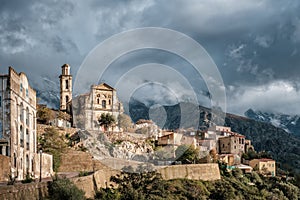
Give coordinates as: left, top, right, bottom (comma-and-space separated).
1, 0, 300, 114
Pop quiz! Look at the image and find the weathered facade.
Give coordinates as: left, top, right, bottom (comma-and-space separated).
218, 133, 246, 155
72, 83, 123, 130
0, 67, 37, 180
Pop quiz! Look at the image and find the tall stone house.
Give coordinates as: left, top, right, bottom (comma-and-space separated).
59, 64, 123, 131
0, 67, 37, 180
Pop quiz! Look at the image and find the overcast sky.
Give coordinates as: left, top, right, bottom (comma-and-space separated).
1, 0, 300, 115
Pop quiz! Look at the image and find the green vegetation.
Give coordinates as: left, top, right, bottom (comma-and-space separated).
48, 176, 85, 200
37, 105, 55, 124
38, 127, 67, 172
21, 173, 34, 184
98, 113, 116, 131
242, 149, 272, 160
79, 171, 90, 177
96, 166, 300, 200
175, 145, 199, 164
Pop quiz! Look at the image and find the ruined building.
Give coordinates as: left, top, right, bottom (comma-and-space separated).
59, 64, 123, 131
0, 67, 41, 180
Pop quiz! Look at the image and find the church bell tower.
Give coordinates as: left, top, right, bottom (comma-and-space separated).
59, 64, 72, 111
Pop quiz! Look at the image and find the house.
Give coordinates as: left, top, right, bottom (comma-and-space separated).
157, 132, 197, 148
249, 158, 276, 176
218, 132, 246, 155
0, 67, 53, 181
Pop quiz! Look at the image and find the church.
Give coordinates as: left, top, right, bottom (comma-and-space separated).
59, 64, 123, 131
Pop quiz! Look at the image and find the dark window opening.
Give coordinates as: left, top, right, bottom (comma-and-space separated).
102, 100, 106, 108
14, 153, 17, 168
66, 95, 69, 104
97, 98, 100, 104
65, 80, 69, 90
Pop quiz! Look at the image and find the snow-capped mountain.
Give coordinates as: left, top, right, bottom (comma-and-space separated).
245, 109, 300, 137
32, 76, 60, 109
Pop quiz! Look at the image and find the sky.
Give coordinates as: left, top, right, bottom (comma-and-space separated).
1, 0, 300, 115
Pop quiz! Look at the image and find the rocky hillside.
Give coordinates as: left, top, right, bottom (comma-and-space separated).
129, 100, 300, 173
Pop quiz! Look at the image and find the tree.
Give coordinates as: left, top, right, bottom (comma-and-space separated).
37, 105, 55, 124
209, 148, 218, 163
98, 113, 116, 131
175, 145, 199, 164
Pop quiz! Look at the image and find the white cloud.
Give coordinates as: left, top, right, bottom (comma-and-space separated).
227, 81, 300, 115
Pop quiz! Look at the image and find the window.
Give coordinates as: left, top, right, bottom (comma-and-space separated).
26, 155, 29, 172
66, 95, 69, 104
13, 153, 17, 168
65, 80, 69, 89
20, 125, 24, 147
102, 100, 106, 108
109, 99, 111, 105
26, 107, 29, 126
97, 98, 100, 104
20, 103, 24, 121
26, 89, 29, 97
20, 83, 23, 92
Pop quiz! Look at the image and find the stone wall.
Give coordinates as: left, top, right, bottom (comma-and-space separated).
71, 168, 120, 199
72, 163, 220, 199
35, 153, 53, 179
0, 155, 10, 181
158, 163, 221, 181
0, 182, 48, 200
58, 150, 94, 172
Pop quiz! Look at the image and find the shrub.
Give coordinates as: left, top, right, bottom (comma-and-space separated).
21, 173, 34, 184
48, 176, 85, 200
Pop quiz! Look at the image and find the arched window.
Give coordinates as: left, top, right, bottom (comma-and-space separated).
65, 80, 69, 89
97, 98, 100, 104
66, 95, 69, 104
109, 99, 111, 105
20, 125, 24, 147
20, 103, 24, 122
26, 107, 29, 126
26, 155, 29, 172
102, 100, 106, 108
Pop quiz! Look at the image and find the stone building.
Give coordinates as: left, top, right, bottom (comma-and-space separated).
249, 158, 276, 176
0, 67, 37, 180
218, 133, 246, 155
59, 64, 123, 131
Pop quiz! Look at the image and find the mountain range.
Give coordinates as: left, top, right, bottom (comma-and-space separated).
245, 108, 300, 137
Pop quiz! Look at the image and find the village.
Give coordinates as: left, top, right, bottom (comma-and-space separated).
0, 65, 277, 198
